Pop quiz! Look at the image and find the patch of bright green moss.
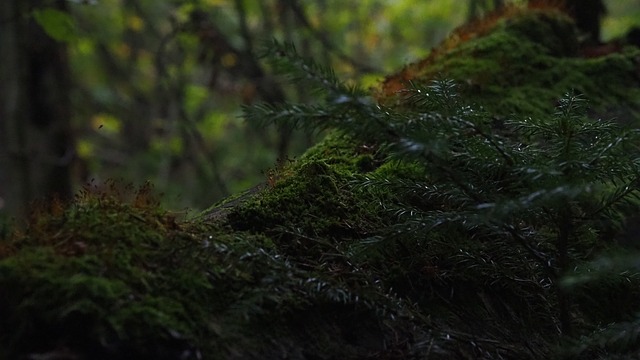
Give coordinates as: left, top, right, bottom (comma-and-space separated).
226, 132, 389, 254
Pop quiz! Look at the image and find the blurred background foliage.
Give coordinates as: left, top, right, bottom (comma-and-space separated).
1, 0, 639, 217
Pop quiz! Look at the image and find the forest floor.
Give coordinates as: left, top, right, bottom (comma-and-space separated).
2, 6, 640, 360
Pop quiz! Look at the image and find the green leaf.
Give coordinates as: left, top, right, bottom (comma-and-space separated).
32, 8, 77, 42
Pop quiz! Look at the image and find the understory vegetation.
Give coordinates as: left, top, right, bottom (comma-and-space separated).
242, 37, 640, 358
2, 8, 640, 360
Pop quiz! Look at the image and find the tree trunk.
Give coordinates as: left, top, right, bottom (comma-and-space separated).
0, 0, 75, 218
564, 0, 606, 44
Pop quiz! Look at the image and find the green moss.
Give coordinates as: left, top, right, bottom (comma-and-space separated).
0, 190, 223, 357
0, 181, 418, 358
410, 10, 640, 121
226, 131, 385, 237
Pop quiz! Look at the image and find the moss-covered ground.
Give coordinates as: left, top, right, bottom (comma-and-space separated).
380, 8, 640, 122
2, 6, 640, 360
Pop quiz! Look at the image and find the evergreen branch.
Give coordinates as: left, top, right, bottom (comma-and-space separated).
563, 316, 640, 357
555, 91, 587, 121
260, 40, 363, 98
588, 177, 640, 219
460, 118, 515, 166
502, 224, 554, 277
242, 102, 335, 130
245, 47, 640, 347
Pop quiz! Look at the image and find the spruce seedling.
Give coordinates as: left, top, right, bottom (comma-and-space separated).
248, 40, 640, 343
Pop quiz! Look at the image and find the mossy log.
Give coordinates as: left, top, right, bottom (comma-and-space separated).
2, 7, 640, 360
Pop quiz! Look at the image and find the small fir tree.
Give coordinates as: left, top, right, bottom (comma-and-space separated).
246, 40, 640, 355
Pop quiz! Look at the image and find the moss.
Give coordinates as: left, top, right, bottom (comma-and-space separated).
0, 188, 223, 357
222, 134, 562, 357
0, 180, 420, 359
227, 131, 387, 239
381, 9, 640, 122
